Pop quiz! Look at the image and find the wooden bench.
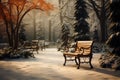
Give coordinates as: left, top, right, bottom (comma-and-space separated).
39, 40, 45, 51
31, 40, 39, 54
23, 41, 32, 49
22, 40, 39, 54
63, 41, 94, 69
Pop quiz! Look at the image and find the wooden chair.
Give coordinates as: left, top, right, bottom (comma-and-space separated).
18, 41, 35, 58
31, 40, 39, 54
63, 41, 94, 69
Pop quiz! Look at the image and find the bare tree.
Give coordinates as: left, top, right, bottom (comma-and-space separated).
0, 0, 53, 49
87, 0, 110, 43
59, 0, 75, 26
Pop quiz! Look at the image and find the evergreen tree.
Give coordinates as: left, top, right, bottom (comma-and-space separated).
60, 24, 70, 51
19, 24, 26, 45
106, 0, 120, 56
36, 26, 45, 40
74, 0, 90, 41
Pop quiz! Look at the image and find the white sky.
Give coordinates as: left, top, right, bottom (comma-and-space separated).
45, 0, 59, 6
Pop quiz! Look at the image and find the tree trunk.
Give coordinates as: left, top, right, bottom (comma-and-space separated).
99, 19, 108, 43
88, 0, 109, 43
99, 0, 108, 43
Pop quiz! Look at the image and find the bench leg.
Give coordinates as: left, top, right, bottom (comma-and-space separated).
63, 54, 67, 66
89, 56, 93, 69
37, 50, 39, 54
75, 57, 78, 65
31, 53, 35, 58
77, 57, 80, 69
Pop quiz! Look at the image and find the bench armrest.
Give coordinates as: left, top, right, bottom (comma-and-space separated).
79, 47, 91, 55
81, 47, 91, 50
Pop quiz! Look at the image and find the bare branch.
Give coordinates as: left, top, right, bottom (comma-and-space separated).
60, 0, 70, 10
88, 0, 101, 19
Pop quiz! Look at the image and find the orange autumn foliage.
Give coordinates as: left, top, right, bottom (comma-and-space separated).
9, 0, 54, 11
9, 0, 26, 6
37, 0, 53, 11
0, 0, 54, 49
0, 0, 54, 21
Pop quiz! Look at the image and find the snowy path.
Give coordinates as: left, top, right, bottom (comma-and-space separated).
0, 48, 120, 80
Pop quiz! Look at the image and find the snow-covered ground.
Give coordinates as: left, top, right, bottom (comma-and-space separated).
0, 48, 120, 80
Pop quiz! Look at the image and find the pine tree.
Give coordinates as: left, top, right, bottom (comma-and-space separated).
36, 26, 45, 40
60, 24, 70, 51
106, 0, 120, 56
74, 0, 90, 41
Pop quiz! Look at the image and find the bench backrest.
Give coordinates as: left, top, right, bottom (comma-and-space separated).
23, 41, 31, 48
31, 40, 39, 46
76, 41, 93, 55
